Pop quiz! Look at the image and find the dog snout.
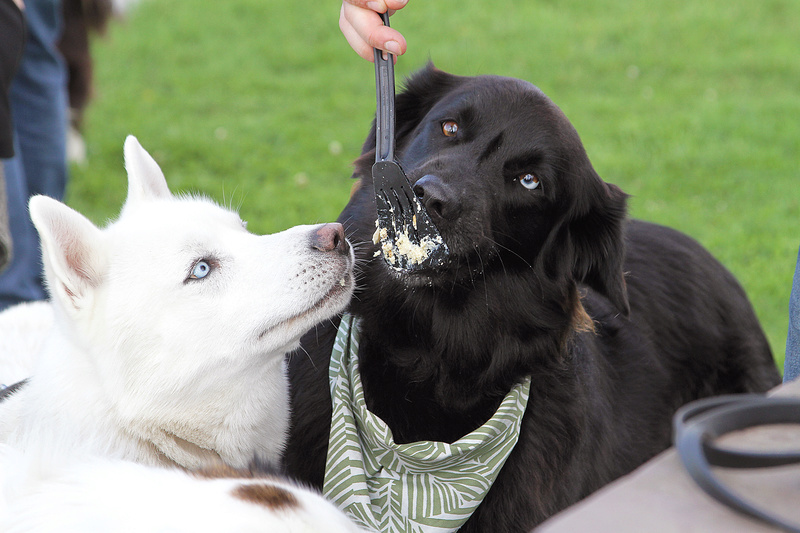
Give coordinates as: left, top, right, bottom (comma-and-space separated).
412, 174, 461, 223
311, 223, 350, 255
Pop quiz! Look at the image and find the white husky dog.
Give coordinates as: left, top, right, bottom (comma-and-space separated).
0, 137, 359, 532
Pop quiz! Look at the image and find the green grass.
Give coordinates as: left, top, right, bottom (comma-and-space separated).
71, 0, 799, 370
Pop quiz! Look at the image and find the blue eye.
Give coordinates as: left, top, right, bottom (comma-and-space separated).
190, 260, 211, 280
519, 173, 541, 190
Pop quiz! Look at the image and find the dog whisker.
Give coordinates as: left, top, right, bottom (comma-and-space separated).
472, 244, 490, 308
295, 339, 317, 371
486, 236, 534, 270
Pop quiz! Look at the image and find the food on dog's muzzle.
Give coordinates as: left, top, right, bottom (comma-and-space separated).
372, 219, 443, 268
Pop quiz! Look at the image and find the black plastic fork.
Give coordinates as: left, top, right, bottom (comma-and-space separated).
371, 13, 448, 271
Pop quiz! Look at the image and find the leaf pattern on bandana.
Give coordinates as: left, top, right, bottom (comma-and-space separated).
323, 314, 532, 533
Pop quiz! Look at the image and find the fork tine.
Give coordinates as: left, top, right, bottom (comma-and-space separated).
372, 168, 449, 270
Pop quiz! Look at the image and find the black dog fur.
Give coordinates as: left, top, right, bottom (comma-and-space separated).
284, 65, 781, 532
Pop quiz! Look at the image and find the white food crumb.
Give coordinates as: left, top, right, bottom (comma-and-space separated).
381, 239, 397, 264
374, 218, 441, 267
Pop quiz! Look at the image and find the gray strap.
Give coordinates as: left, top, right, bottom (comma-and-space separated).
673, 394, 800, 532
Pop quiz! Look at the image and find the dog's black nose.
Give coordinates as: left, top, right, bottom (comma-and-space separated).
312, 223, 350, 255
413, 174, 460, 223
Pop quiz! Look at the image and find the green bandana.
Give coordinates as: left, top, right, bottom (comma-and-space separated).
323, 314, 532, 533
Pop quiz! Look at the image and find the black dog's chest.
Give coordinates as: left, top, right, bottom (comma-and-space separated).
356, 336, 504, 444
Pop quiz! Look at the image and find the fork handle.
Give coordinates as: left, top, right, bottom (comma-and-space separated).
374, 12, 395, 163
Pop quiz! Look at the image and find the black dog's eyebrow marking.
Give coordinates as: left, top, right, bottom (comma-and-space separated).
503, 151, 544, 173
479, 132, 504, 163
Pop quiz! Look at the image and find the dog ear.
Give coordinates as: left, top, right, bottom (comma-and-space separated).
568, 180, 630, 316
29, 195, 105, 314
122, 135, 171, 209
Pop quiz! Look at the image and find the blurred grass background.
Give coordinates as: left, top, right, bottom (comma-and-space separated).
70, 0, 798, 369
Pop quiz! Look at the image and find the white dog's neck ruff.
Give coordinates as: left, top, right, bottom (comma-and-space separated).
323, 315, 532, 533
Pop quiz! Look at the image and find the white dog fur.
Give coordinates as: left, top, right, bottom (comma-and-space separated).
0, 301, 52, 388
0, 137, 359, 532
0, 444, 361, 532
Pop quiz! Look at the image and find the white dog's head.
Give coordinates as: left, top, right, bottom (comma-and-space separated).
27, 137, 354, 464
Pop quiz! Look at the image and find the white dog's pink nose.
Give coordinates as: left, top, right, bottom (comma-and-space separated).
312, 223, 349, 255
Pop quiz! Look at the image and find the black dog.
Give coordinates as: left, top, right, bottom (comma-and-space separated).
285, 65, 781, 532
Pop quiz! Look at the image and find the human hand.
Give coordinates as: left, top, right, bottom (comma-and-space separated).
339, 0, 409, 62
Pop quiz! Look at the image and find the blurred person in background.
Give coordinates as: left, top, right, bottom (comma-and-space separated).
58, 0, 113, 165
0, 0, 67, 310
786, 253, 799, 381
0, 0, 26, 275
1, 0, 394, 303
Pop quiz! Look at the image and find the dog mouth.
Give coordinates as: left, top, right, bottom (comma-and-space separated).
304, 273, 353, 318
372, 237, 496, 286
257, 270, 353, 342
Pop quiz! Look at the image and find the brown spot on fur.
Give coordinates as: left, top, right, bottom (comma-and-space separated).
353, 152, 374, 182
349, 179, 363, 198
572, 297, 595, 334
193, 461, 300, 510
560, 288, 596, 353
233, 483, 299, 510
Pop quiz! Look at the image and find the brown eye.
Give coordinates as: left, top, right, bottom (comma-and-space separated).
442, 120, 459, 137
519, 173, 540, 190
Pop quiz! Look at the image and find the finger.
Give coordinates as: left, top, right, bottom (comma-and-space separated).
340, 6, 376, 61
341, 0, 408, 13
384, 0, 409, 11
341, 0, 383, 9
341, 2, 407, 58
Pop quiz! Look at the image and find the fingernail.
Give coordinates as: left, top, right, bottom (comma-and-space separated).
385, 40, 402, 56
